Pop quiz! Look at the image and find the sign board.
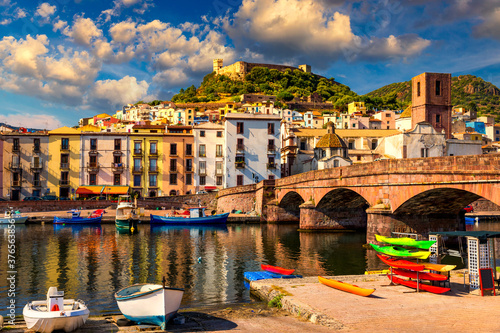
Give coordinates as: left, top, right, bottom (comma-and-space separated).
479, 268, 496, 296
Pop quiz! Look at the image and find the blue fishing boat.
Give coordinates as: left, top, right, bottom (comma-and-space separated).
150, 207, 229, 225
53, 209, 104, 224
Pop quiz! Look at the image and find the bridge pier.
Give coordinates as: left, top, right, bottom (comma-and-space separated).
266, 203, 300, 223
299, 201, 367, 231
366, 208, 463, 243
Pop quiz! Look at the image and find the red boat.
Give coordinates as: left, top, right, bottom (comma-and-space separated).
391, 268, 448, 281
388, 275, 450, 294
261, 264, 295, 275
377, 254, 425, 271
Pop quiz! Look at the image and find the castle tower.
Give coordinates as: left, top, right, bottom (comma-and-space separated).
213, 59, 223, 74
411, 72, 452, 139
299, 64, 311, 73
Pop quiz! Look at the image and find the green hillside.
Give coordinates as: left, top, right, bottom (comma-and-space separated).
367, 75, 500, 120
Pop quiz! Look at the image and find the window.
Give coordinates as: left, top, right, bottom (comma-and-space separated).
268, 123, 275, 135
417, 82, 421, 97
435, 80, 441, 96
237, 138, 244, 150
169, 173, 177, 185
268, 156, 275, 167
216, 161, 223, 175
216, 176, 223, 186
90, 138, 97, 150
199, 175, 206, 185
89, 155, 97, 165
61, 138, 69, 150
348, 141, 354, 149
421, 148, 429, 158
199, 144, 206, 157
216, 131, 222, 137
386, 113, 391, 117
114, 174, 121, 185
114, 139, 121, 150
133, 174, 141, 187
150, 141, 158, 154
186, 159, 192, 172
334, 160, 339, 167
61, 154, 69, 168
300, 141, 306, 150
150, 159, 158, 172
114, 155, 121, 164
235, 156, 245, 167
186, 173, 192, 185
237, 175, 244, 186
134, 141, 141, 154
186, 143, 192, 156
170, 159, 177, 172
34, 138, 40, 151
237, 122, 244, 134
200, 130, 205, 137
371, 140, 378, 150
352, 123, 356, 128
134, 158, 141, 171
216, 145, 223, 157
89, 174, 97, 185
170, 143, 177, 155
436, 114, 441, 123
33, 172, 40, 186
199, 161, 206, 175
150, 174, 157, 187
13, 138, 20, 151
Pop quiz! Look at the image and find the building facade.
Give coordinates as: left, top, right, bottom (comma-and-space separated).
193, 122, 225, 192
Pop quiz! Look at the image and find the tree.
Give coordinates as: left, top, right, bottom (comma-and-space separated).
277, 91, 294, 102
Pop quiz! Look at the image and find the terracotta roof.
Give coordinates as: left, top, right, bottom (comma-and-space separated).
293, 128, 401, 138
400, 105, 412, 118
316, 133, 346, 148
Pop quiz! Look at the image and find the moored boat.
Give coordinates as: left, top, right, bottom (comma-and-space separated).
115, 278, 184, 329
115, 195, 139, 232
261, 264, 295, 275
376, 254, 425, 271
0, 208, 28, 224
53, 210, 103, 224
318, 276, 375, 297
23, 287, 89, 333
375, 234, 436, 250
369, 243, 431, 259
388, 275, 450, 294
391, 268, 448, 281
150, 207, 228, 225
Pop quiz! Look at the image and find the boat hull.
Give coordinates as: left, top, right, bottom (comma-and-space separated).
115, 284, 184, 329
23, 303, 89, 333
422, 263, 456, 272
369, 243, 431, 259
377, 254, 425, 271
150, 213, 229, 225
0, 216, 28, 224
388, 275, 450, 294
53, 216, 102, 224
115, 218, 139, 230
375, 234, 436, 250
391, 268, 448, 281
261, 264, 295, 275
318, 276, 375, 297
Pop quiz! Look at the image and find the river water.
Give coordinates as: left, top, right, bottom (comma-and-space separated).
1, 222, 498, 315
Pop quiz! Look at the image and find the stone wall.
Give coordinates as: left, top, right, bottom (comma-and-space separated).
300, 203, 366, 230
216, 184, 256, 214
471, 198, 500, 211
255, 180, 276, 221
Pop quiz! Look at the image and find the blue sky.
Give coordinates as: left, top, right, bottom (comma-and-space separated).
1, 0, 500, 128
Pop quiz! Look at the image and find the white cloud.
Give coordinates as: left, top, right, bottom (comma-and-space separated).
358, 34, 431, 60
0, 0, 11, 6
15, 8, 26, 19
152, 68, 189, 88
88, 76, 149, 107
0, 35, 49, 77
62, 17, 102, 46
53, 20, 67, 32
109, 20, 137, 43
0, 18, 11, 25
0, 113, 62, 130
475, 8, 500, 39
36, 3, 56, 18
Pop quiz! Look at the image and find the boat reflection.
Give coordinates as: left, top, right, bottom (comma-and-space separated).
53, 224, 102, 236
150, 224, 228, 234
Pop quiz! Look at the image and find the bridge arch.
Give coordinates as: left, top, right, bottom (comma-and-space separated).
278, 191, 305, 219
316, 188, 369, 210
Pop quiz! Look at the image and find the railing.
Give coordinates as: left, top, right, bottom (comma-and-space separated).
150, 165, 160, 173
86, 163, 100, 172
133, 148, 142, 155
60, 163, 70, 169
60, 145, 70, 151
89, 149, 98, 155
199, 170, 207, 176
199, 153, 206, 157
132, 166, 143, 173
236, 144, 245, 151
111, 163, 124, 172
33, 146, 40, 153
186, 165, 193, 172
113, 150, 122, 156
13, 145, 20, 152
30, 162, 43, 170
267, 162, 276, 169
11, 180, 21, 187
235, 162, 245, 169
59, 180, 70, 186
216, 169, 223, 175
8, 162, 21, 170
267, 145, 276, 153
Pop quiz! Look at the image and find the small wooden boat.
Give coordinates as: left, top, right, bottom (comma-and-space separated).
115, 195, 139, 232
421, 262, 456, 272
23, 287, 89, 333
115, 277, 184, 329
150, 207, 229, 225
377, 254, 425, 271
375, 234, 436, 250
0, 208, 28, 224
318, 276, 375, 297
391, 268, 448, 281
388, 275, 450, 294
261, 264, 295, 275
369, 243, 431, 259
53, 210, 103, 224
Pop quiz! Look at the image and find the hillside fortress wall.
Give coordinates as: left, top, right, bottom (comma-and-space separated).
213, 59, 311, 80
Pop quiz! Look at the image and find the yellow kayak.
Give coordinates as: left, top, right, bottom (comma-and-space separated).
364, 270, 390, 275
318, 276, 375, 297
422, 263, 456, 272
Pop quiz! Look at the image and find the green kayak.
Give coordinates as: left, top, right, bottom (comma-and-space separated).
369, 243, 431, 259
375, 234, 436, 250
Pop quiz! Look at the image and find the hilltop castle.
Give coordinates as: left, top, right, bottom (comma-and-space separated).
213, 59, 311, 80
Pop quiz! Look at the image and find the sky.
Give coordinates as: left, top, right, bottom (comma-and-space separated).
1, 0, 500, 129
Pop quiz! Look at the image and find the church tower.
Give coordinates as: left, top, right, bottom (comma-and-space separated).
411, 73, 452, 139
213, 59, 223, 74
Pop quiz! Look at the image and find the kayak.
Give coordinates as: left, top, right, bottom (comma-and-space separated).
369, 244, 431, 259
364, 270, 390, 275
261, 264, 295, 275
376, 254, 425, 271
388, 275, 450, 294
422, 263, 456, 272
375, 234, 436, 250
318, 276, 375, 297
391, 268, 448, 281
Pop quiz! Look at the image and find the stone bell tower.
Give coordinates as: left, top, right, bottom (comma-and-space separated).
213, 59, 223, 74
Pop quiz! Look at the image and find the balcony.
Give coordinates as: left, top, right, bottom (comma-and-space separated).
59, 180, 70, 186
33, 146, 41, 153
235, 161, 245, 169
215, 169, 223, 176
185, 166, 193, 173
150, 165, 160, 173
199, 169, 207, 176
267, 145, 276, 153
236, 144, 245, 152
30, 162, 43, 170
150, 150, 159, 156
11, 180, 21, 187
89, 149, 98, 155
60, 163, 70, 170
8, 162, 21, 170
133, 148, 142, 156
267, 162, 277, 169
111, 163, 124, 173
132, 166, 143, 173
60, 145, 70, 152
33, 181, 41, 187
86, 163, 100, 172
113, 149, 122, 156
13, 145, 20, 152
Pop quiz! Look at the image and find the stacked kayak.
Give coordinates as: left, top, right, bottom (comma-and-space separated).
375, 234, 436, 250
369, 243, 431, 260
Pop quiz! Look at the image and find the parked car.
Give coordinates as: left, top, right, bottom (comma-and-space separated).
41, 195, 58, 200
464, 205, 474, 213
23, 196, 42, 201
196, 190, 208, 194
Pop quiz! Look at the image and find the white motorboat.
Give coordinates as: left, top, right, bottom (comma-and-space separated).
0, 208, 28, 224
115, 277, 184, 329
115, 195, 140, 232
23, 287, 89, 333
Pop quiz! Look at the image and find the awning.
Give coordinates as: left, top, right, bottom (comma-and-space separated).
102, 186, 129, 195
204, 186, 217, 191
76, 186, 104, 195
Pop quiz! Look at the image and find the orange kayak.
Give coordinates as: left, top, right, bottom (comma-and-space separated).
318, 276, 375, 297
261, 264, 295, 275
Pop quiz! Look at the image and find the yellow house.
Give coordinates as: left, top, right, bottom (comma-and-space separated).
47, 126, 81, 199
348, 102, 367, 115
77, 124, 101, 132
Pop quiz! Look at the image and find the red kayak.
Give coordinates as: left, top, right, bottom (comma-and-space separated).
261, 264, 295, 275
377, 254, 425, 271
388, 275, 450, 294
391, 268, 448, 281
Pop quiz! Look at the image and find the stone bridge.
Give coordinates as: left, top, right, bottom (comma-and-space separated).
268, 154, 500, 240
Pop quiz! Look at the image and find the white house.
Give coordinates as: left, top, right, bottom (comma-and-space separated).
224, 113, 281, 188
193, 122, 225, 192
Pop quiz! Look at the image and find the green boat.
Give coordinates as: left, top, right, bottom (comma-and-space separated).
369, 243, 431, 259
375, 234, 436, 250
115, 195, 140, 233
